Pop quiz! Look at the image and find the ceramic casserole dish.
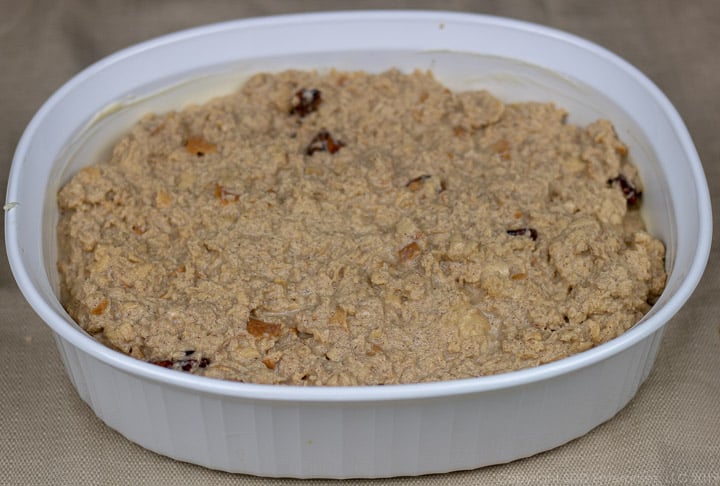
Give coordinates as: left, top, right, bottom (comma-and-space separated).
4, 11, 711, 478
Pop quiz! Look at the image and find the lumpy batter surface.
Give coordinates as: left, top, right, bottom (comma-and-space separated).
57, 70, 666, 385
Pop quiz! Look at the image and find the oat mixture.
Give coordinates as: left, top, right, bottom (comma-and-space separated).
57, 69, 666, 385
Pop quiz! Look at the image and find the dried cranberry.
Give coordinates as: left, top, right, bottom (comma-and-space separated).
306, 130, 344, 155
507, 228, 538, 241
150, 359, 174, 369
150, 356, 210, 372
608, 174, 641, 206
179, 360, 194, 372
290, 88, 322, 117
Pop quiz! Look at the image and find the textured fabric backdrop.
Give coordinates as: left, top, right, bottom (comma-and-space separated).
2, 1, 719, 484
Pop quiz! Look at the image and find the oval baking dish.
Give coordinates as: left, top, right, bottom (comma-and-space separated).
5, 11, 711, 478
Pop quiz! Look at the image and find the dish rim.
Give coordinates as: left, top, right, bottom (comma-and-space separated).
4, 10, 712, 403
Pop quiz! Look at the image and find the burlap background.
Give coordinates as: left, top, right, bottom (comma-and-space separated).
2, 1, 718, 484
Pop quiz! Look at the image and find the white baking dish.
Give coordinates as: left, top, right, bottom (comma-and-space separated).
5, 11, 711, 478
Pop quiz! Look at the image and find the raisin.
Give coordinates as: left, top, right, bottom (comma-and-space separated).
247, 318, 282, 338
290, 88, 322, 117
306, 130, 344, 155
406, 174, 432, 191
608, 174, 641, 206
507, 228, 538, 241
